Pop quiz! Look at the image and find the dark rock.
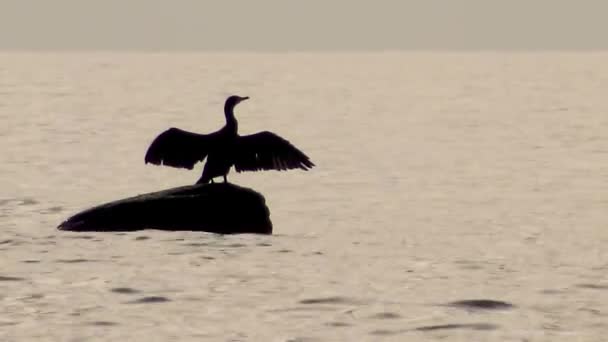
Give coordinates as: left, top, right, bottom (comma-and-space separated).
57, 183, 272, 234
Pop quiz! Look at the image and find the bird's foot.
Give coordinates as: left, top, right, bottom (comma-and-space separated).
195, 177, 210, 185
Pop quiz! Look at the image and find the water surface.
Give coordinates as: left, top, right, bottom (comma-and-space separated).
1, 52, 608, 341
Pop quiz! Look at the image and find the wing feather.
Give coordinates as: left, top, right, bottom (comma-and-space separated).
144, 127, 214, 169
234, 131, 315, 173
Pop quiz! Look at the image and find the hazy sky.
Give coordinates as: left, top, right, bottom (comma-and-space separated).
1, 0, 607, 50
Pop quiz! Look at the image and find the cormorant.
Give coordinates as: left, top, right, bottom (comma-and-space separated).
145, 95, 315, 184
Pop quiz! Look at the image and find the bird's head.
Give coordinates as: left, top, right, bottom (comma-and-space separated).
225, 95, 249, 110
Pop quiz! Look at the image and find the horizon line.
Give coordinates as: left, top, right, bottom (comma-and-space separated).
2, 48, 608, 54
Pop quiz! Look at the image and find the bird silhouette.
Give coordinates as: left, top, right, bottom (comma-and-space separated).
145, 95, 315, 184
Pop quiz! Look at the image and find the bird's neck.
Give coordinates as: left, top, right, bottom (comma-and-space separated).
224, 105, 238, 133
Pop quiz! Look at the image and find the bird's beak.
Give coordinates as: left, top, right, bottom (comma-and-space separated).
241, 96, 250, 102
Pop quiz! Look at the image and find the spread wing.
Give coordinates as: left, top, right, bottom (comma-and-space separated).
233, 131, 315, 173
144, 127, 215, 169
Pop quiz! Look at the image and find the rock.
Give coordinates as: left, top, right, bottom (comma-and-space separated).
57, 183, 272, 234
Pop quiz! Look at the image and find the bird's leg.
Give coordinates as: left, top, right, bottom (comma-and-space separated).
210, 179, 215, 184
223, 175, 228, 183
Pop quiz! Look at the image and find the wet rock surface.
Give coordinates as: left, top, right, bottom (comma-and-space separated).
58, 183, 272, 234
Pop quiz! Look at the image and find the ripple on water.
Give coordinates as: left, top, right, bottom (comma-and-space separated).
0, 239, 27, 247
39, 206, 64, 215
578, 307, 604, 316
0, 198, 39, 207
276, 249, 292, 253
110, 287, 141, 294
183, 242, 210, 247
298, 296, 364, 305
446, 299, 515, 311
414, 323, 499, 332
19, 198, 39, 206
126, 296, 171, 304
324, 321, 351, 327
55, 258, 96, 263
0, 275, 26, 281
87, 321, 120, 327
369, 322, 499, 336
22, 294, 44, 300
577, 283, 608, 290
285, 337, 320, 342
64, 235, 95, 240
270, 306, 337, 313
226, 243, 247, 248
369, 312, 401, 319
369, 329, 401, 336
0, 321, 19, 327
540, 288, 569, 295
